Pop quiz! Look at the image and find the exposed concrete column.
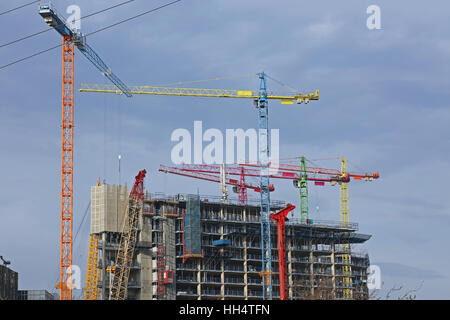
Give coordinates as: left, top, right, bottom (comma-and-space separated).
220, 205, 225, 299
287, 229, 293, 299
331, 241, 336, 300
138, 213, 153, 300
309, 239, 314, 297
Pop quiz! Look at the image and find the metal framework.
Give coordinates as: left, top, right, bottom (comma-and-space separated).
60, 35, 74, 300
80, 73, 319, 300
169, 164, 347, 184
270, 204, 296, 300
110, 169, 146, 300
73, 34, 131, 97
256, 72, 273, 299
340, 157, 350, 227
299, 156, 309, 223
158, 165, 275, 205
340, 157, 352, 299
39, 3, 130, 300
80, 83, 318, 104
84, 233, 100, 300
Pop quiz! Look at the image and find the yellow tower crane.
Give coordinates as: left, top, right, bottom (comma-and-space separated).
80, 83, 318, 104
340, 157, 352, 299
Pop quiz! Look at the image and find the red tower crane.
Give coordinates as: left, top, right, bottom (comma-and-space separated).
270, 203, 296, 300
240, 162, 380, 181
167, 164, 349, 196
110, 169, 146, 300
158, 165, 274, 204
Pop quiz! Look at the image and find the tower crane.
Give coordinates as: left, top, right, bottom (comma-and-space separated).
270, 203, 296, 300
240, 158, 379, 225
243, 157, 379, 299
160, 163, 348, 204
80, 73, 319, 299
171, 164, 349, 185
38, 3, 131, 300
84, 233, 100, 300
340, 157, 352, 299
158, 164, 275, 205
110, 169, 146, 300
298, 156, 308, 223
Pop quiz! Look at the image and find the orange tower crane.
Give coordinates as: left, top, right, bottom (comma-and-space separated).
39, 3, 131, 300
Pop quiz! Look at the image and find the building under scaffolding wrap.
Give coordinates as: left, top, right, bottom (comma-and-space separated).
184, 195, 203, 261
88, 184, 371, 300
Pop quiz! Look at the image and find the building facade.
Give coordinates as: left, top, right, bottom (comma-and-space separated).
90, 184, 371, 300
18, 290, 55, 300
0, 265, 18, 300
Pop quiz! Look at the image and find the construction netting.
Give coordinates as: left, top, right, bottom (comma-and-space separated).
184, 195, 202, 259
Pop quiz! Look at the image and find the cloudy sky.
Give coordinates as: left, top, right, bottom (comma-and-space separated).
0, 0, 449, 299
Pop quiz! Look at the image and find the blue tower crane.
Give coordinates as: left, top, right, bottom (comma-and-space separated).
256, 72, 274, 299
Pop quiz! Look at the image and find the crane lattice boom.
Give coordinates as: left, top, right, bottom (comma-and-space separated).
110, 169, 146, 300
79, 83, 318, 104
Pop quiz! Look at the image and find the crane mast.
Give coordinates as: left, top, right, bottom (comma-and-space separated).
340, 157, 352, 299
39, 3, 131, 300
270, 204, 296, 300
255, 72, 273, 299
299, 156, 309, 223
60, 34, 74, 301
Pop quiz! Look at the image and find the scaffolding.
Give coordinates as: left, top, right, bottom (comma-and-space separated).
91, 184, 129, 234
88, 186, 370, 300
156, 245, 166, 296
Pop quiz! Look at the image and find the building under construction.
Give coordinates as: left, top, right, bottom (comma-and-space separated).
0, 263, 18, 300
89, 183, 371, 300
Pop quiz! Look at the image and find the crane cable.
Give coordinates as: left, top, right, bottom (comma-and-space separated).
152, 74, 257, 87
0, 0, 183, 70
0, 0, 136, 49
0, 1, 39, 16
84, 0, 182, 37
264, 73, 298, 93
